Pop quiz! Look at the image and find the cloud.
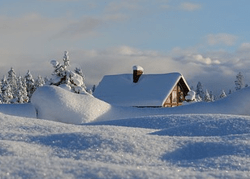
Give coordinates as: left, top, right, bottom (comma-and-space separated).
54, 17, 102, 39
180, 54, 221, 65
206, 33, 238, 46
179, 2, 201, 11
53, 14, 127, 40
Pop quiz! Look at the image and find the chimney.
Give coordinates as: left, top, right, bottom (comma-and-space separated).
133, 65, 144, 83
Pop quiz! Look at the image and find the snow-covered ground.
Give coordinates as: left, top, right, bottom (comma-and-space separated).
1, 85, 250, 178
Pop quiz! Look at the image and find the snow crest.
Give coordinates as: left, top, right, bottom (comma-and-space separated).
31, 85, 111, 124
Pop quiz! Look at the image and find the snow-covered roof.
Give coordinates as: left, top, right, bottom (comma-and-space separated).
94, 72, 190, 107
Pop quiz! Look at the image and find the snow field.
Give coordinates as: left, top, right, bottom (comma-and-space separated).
0, 113, 250, 178
1, 85, 250, 178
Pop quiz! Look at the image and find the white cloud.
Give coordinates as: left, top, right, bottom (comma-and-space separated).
206, 33, 238, 46
192, 54, 220, 65
180, 2, 201, 11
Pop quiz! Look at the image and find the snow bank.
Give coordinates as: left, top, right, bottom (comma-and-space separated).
0, 103, 36, 118
166, 87, 250, 116
30, 85, 250, 125
31, 86, 111, 124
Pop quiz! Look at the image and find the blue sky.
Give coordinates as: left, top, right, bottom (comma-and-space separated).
1, 0, 250, 94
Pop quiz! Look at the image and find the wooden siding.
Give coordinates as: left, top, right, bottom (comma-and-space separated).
163, 78, 189, 107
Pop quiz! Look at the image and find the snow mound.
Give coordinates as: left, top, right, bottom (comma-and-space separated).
168, 87, 250, 116
31, 86, 111, 124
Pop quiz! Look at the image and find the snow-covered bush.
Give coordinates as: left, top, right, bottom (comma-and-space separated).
185, 90, 196, 102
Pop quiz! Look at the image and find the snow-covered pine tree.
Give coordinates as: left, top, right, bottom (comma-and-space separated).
25, 70, 35, 99
1, 76, 13, 104
74, 67, 87, 90
92, 85, 96, 93
235, 72, 244, 91
196, 94, 202, 102
204, 89, 211, 102
35, 75, 45, 89
196, 82, 204, 100
220, 90, 227, 98
0, 80, 2, 104
7, 67, 18, 102
16, 76, 29, 103
44, 77, 50, 85
50, 51, 87, 94
209, 91, 215, 102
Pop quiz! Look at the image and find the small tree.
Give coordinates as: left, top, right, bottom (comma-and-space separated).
50, 51, 87, 94
1, 77, 13, 104
7, 67, 18, 101
209, 91, 215, 102
235, 72, 244, 91
196, 82, 204, 100
16, 76, 29, 103
0, 81, 2, 104
220, 90, 227, 99
75, 67, 87, 90
203, 89, 211, 102
35, 75, 45, 89
25, 70, 35, 99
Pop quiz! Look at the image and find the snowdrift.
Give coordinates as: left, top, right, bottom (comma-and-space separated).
31, 85, 111, 124
31, 85, 250, 124
166, 87, 250, 116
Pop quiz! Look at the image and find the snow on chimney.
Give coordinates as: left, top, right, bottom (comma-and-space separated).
133, 65, 144, 83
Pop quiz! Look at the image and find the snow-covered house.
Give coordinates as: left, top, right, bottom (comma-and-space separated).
94, 66, 190, 107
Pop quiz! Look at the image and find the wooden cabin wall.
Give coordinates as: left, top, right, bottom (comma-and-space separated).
163, 81, 189, 107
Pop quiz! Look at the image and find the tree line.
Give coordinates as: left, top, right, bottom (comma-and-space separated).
0, 51, 89, 104
0, 51, 248, 104
192, 72, 247, 102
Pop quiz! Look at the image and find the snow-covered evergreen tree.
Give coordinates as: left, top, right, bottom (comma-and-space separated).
25, 70, 35, 99
220, 90, 227, 98
235, 72, 244, 91
1, 76, 13, 104
204, 89, 211, 102
7, 67, 18, 101
196, 94, 202, 102
0, 80, 2, 104
92, 85, 96, 93
44, 77, 50, 85
196, 82, 204, 100
50, 51, 87, 94
35, 75, 45, 89
209, 91, 215, 102
74, 67, 87, 91
16, 76, 29, 103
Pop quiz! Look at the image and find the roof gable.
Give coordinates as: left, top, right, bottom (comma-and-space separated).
94, 72, 189, 106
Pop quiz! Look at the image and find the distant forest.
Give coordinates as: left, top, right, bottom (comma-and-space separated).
0, 52, 247, 104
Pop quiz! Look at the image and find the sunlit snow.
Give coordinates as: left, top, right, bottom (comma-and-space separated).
0, 85, 250, 178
